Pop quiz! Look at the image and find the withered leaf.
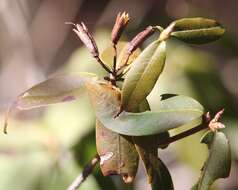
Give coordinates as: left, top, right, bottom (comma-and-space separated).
96, 119, 139, 183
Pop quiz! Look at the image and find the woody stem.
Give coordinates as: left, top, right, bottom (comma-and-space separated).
159, 117, 209, 147
112, 43, 117, 73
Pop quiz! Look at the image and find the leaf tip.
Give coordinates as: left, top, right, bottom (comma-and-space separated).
3, 101, 17, 134
3, 122, 8, 134
3, 110, 10, 134
114, 106, 123, 118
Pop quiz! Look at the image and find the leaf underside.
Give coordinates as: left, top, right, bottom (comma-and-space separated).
15, 73, 96, 110
192, 131, 231, 190
151, 158, 174, 190
86, 80, 204, 136
172, 17, 225, 44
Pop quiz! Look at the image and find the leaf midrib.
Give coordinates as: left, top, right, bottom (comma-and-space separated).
172, 26, 224, 35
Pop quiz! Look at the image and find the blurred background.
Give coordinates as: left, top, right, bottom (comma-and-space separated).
0, 0, 238, 189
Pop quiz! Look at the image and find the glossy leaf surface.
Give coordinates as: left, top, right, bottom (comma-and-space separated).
192, 131, 231, 190
171, 18, 225, 44
86, 81, 204, 136
121, 40, 166, 111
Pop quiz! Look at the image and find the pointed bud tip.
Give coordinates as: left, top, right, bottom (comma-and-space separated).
121, 12, 130, 24
72, 22, 99, 57
209, 109, 226, 132
80, 22, 88, 31
214, 108, 225, 122
111, 11, 130, 44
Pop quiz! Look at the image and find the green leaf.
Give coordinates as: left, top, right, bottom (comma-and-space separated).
133, 99, 170, 183
171, 18, 225, 44
15, 72, 96, 110
192, 131, 231, 190
151, 158, 174, 190
96, 119, 139, 183
121, 40, 166, 111
86, 81, 204, 136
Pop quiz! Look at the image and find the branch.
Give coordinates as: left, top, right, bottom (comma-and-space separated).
66, 111, 224, 189
112, 43, 117, 73
159, 121, 207, 147
116, 54, 130, 76
67, 154, 100, 190
158, 110, 225, 147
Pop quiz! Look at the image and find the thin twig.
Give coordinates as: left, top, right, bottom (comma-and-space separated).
95, 56, 112, 74
116, 53, 130, 76
158, 110, 225, 147
112, 43, 117, 73
159, 122, 208, 147
67, 154, 100, 190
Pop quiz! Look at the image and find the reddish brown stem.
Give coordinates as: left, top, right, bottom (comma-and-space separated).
112, 43, 117, 73
159, 122, 208, 147
95, 56, 112, 74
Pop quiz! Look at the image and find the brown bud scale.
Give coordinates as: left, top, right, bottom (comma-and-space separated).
127, 26, 154, 54
73, 22, 99, 57
111, 12, 130, 45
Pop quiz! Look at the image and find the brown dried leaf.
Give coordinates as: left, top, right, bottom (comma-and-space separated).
96, 120, 139, 183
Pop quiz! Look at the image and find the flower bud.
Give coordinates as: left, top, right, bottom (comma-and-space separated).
208, 109, 225, 132
111, 12, 130, 45
73, 22, 99, 57
127, 26, 154, 54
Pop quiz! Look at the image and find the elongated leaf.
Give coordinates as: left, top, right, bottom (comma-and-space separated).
192, 131, 231, 190
96, 119, 139, 183
86, 81, 204, 136
171, 18, 225, 44
4, 72, 96, 133
151, 158, 174, 190
15, 72, 96, 110
121, 40, 166, 111
133, 99, 170, 183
